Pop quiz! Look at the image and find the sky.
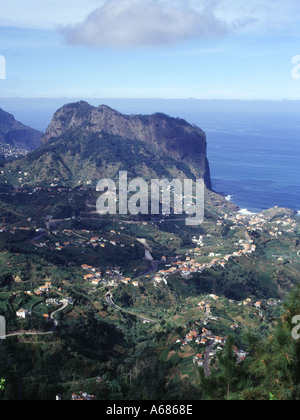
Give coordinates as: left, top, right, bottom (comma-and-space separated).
0, 0, 300, 100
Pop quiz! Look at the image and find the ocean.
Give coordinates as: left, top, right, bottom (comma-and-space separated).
182, 111, 300, 214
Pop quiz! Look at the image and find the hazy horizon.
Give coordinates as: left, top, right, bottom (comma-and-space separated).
1, 1, 300, 100
1, 97, 300, 132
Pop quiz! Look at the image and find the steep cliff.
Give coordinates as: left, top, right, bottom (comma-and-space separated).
42, 101, 212, 188
4, 101, 212, 188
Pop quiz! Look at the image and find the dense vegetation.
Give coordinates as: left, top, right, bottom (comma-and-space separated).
0, 183, 299, 400
0, 285, 300, 400
3, 129, 197, 188
199, 285, 300, 400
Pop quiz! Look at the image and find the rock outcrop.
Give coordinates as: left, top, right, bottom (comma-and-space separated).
42, 101, 212, 188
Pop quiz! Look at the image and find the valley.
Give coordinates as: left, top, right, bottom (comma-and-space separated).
0, 103, 299, 400
0, 182, 299, 400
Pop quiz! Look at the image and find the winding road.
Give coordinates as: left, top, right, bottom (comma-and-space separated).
105, 292, 157, 324
1, 300, 68, 339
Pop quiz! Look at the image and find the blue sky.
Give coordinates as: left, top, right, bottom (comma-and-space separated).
0, 0, 300, 100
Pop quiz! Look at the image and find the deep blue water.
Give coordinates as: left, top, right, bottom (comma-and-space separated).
182, 111, 300, 213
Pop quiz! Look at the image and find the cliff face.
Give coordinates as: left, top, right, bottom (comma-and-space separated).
4, 101, 212, 188
42, 101, 212, 188
0, 108, 42, 150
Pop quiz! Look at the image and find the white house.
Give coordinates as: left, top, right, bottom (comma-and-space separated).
16, 309, 30, 319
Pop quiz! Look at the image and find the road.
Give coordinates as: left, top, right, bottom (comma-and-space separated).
203, 341, 215, 377
105, 293, 122, 311
3, 331, 53, 338
28, 230, 47, 244
49, 301, 68, 330
105, 293, 157, 324
137, 260, 159, 278
1, 300, 68, 339
244, 231, 251, 245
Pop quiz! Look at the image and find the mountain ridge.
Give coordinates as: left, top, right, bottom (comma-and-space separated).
2, 102, 213, 190
42, 101, 212, 188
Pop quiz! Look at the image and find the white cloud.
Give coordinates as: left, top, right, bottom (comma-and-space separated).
62, 0, 300, 49
1, 0, 300, 46
61, 0, 236, 48
62, 0, 300, 48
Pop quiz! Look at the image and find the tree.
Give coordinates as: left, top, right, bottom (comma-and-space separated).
199, 336, 248, 400
225, 284, 300, 400
246, 284, 300, 400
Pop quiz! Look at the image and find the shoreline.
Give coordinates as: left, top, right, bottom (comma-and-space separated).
223, 194, 298, 217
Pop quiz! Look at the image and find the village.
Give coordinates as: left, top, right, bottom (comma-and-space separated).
14, 280, 74, 324
0, 185, 298, 383
0, 145, 29, 161
0, 201, 298, 315
174, 293, 281, 371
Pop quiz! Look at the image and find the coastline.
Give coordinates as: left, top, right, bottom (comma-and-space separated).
224, 194, 257, 215
223, 193, 298, 217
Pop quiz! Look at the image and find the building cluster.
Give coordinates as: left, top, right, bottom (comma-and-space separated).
81, 264, 104, 286
0, 226, 32, 233
153, 209, 300, 287
81, 263, 140, 288
152, 235, 257, 286
176, 325, 246, 368
225, 210, 298, 238
43, 231, 129, 252
0, 145, 28, 161
16, 282, 74, 321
